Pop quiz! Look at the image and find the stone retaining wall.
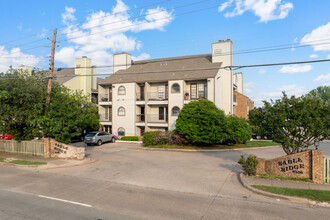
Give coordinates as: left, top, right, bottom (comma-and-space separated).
43, 138, 85, 160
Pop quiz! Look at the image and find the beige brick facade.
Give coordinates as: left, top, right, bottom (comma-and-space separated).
234, 91, 254, 119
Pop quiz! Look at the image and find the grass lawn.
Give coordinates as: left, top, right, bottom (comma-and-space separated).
257, 174, 312, 182
252, 185, 330, 202
8, 160, 47, 165
145, 140, 279, 149
0, 157, 4, 162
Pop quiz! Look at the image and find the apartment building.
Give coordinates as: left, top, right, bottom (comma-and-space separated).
98, 40, 253, 136
53, 56, 98, 103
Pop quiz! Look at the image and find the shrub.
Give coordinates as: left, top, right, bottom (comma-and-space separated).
174, 99, 228, 145
238, 154, 259, 176
143, 131, 162, 146
225, 116, 252, 145
121, 136, 139, 141
143, 131, 187, 146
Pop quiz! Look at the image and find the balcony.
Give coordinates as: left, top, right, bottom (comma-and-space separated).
99, 94, 112, 105
136, 114, 145, 122
100, 114, 112, 122
136, 93, 145, 101
147, 114, 168, 123
147, 92, 168, 101
184, 92, 207, 104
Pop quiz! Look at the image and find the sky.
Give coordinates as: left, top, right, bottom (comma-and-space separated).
1, 0, 330, 106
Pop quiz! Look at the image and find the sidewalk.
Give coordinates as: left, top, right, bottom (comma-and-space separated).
0, 152, 97, 170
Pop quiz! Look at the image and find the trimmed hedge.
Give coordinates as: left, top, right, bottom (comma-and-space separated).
143, 131, 163, 146
121, 136, 139, 141
143, 131, 187, 146
225, 116, 252, 145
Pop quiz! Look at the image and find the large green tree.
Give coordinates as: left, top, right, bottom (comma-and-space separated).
174, 99, 228, 145
0, 68, 99, 143
249, 93, 329, 155
306, 86, 329, 105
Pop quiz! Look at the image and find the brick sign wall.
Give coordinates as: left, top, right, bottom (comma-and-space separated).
256, 150, 323, 184
43, 138, 85, 160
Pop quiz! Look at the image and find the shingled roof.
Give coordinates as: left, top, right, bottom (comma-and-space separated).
53, 68, 75, 85
99, 54, 221, 85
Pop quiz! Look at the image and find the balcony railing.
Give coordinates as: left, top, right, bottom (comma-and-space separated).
147, 114, 168, 123
184, 92, 207, 100
100, 114, 112, 122
99, 94, 112, 102
147, 92, 168, 101
136, 114, 145, 122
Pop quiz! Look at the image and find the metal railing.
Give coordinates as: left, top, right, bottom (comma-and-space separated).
147, 114, 168, 123
147, 92, 168, 101
0, 140, 44, 156
184, 92, 207, 100
136, 114, 145, 122
100, 114, 112, 122
324, 157, 330, 183
99, 94, 112, 102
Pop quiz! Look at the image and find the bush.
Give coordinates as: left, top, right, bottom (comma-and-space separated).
143, 131, 162, 146
174, 99, 228, 145
225, 116, 252, 145
238, 154, 259, 176
121, 136, 139, 141
143, 131, 187, 146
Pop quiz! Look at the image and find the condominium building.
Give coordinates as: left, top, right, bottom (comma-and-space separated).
98, 40, 253, 137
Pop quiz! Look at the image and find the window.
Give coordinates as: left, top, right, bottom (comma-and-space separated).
172, 107, 180, 116
171, 83, 180, 93
118, 86, 126, 95
118, 127, 125, 136
118, 107, 125, 116
159, 107, 164, 120
190, 83, 206, 99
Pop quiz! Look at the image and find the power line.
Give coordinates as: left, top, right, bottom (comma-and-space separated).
0, 29, 51, 46
50, 58, 330, 79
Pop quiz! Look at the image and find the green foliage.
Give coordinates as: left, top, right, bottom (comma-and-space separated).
306, 86, 330, 105
0, 68, 99, 144
174, 99, 228, 145
225, 116, 252, 145
143, 131, 162, 146
238, 154, 259, 176
121, 136, 139, 141
0, 68, 47, 141
249, 92, 329, 155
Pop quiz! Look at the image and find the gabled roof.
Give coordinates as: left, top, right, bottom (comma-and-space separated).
53, 68, 75, 85
99, 54, 221, 85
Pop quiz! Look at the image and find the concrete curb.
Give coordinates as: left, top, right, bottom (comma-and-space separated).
116, 140, 143, 144
238, 173, 330, 207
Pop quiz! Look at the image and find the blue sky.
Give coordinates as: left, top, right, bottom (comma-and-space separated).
1, 0, 330, 106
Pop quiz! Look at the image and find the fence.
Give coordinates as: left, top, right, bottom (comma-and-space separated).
324, 157, 330, 183
0, 140, 44, 156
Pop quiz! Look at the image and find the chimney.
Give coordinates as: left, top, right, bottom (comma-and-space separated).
234, 72, 243, 94
211, 39, 232, 65
75, 56, 91, 75
113, 52, 132, 74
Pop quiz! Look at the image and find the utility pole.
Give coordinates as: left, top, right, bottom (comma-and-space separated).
46, 29, 57, 104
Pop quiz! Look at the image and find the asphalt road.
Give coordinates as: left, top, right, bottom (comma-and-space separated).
0, 141, 329, 219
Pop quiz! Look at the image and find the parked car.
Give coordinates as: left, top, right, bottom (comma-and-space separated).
71, 134, 85, 143
84, 131, 115, 146
0, 134, 14, 140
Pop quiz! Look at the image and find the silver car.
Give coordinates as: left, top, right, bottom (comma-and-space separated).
84, 131, 115, 146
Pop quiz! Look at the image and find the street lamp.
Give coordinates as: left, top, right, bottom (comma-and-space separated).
314, 138, 320, 150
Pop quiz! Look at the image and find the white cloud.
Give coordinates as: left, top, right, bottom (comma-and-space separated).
132, 53, 150, 61
254, 84, 305, 107
56, 0, 174, 73
327, 54, 330, 59
219, 0, 294, 22
258, 68, 266, 74
310, 54, 318, 58
279, 64, 312, 74
0, 46, 40, 73
314, 73, 330, 82
301, 22, 330, 51
243, 82, 257, 95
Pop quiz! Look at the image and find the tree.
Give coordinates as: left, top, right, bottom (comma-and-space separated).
225, 116, 252, 145
0, 68, 99, 143
174, 99, 228, 145
249, 93, 329, 155
306, 86, 330, 105
0, 68, 47, 141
